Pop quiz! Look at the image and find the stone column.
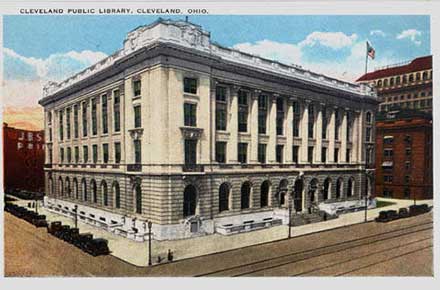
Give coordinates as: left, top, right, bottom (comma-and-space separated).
358, 110, 365, 163
267, 94, 277, 163
315, 103, 323, 163
341, 109, 348, 163
210, 84, 217, 162
250, 90, 260, 163
285, 98, 294, 163
328, 107, 336, 163
351, 111, 360, 163
227, 85, 239, 163
300, 100, 309, 163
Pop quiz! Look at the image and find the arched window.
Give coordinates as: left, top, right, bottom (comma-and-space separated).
73, 178, 79, 199
135, 184, 142, 214
366, 111, 372, 124
260, 180, 270, 208
240, 182, 251, 209
101, 180, 108, 206
81, 178, 87, 201
113, 182, 121, 209
347, 177, 355, 197
58, 177, 63, 197
183, 184, 197, 217
422, 71, 428, 80
309, 178, 319, 204
218, 183, 230, 212
65, 177, 71, 198
277, 179, 288, 207
323, 178, 331, 200
336, 178, 343, 199
91, 179, 97, 203
383, 79, 388, 87
377, 80, 382, 87
293, 179, 303, 212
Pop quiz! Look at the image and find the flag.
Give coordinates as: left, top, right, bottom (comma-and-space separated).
367, 41, 375, 59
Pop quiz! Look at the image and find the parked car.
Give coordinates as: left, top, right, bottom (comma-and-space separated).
75, 233, 94, 249
54, 225, 71, 239
63, 228, 80, 243
398, 208, 410, 219
83, 238, 110, 256
47, 221, 63, 235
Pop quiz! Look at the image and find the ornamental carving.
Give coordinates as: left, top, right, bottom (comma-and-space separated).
180, 127, 203, 140
129, 128, 144, 140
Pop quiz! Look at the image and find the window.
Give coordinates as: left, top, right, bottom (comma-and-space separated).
384, 175, 393, 183
308, 146, 314, 163
308, 104, 314, 138
334, 148, 339, 163
416, 72, 420, 81
82, 102, 88, 137
49, 127, 52, 142
403, 75, 407, 84
215, 87, 227, 131
134, 106, 142, 128
67, 147, 71, 163
92, 145, 98, 163
103, 143, 109, 163
73, 105, 79, 138
184, 77, 198, 94
66, 107, 71, 139
406, 148, 412, 156
404, 187, 411, 198
219, 183, 230, 212
115, 142, 121, 164
74, 146, 79, 163
396, 76, 401, 85
48, 111, 52, 125
335, 110, 340, 140
83, 145, 88, 163
60, 147, 64, 163
346, 149, 350, 163
390, 77, 394, 86
258, 143, 266, 163
321, 147, 327, 163
91, 98, 97, 135
238, 143, 248, 164
377, 80, 382, 87
134, 140, 142, 164
422, 71, 428, 80
383, 79, 388, 87
133, 79, 141, 97
184, 103, 197, 127
276, 98, 284, 136
215, 142, 226, 163
366, 148, 373, 164
366, 127, 372, 142
258, 95, 268, 134
59, 110, 64, 141
409, 74, 414, 82
48, 148, 53, 164
405, 161, 411, 170
292, 145, 299, 163
384, 149, 393, 158
383, 188, 393, 197
102, 94, 108, 134
404, 175, 410, 184
384, 136, 394, 145
238, 90, 249, 132
322, 108, 327, 139
184, 139, 197, 165
293, 101, 300, 137
114, 90, 121, 132
276, 145, 284, 163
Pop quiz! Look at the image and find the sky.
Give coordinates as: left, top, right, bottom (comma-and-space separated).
2, 15, 431, 130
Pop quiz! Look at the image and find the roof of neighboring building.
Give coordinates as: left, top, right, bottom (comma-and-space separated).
356, 55, 432, 82
376, 109, 432, 123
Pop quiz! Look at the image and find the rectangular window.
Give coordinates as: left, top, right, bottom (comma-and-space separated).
59, 110, 64, 141
133, 79, 141, 97
66, 107, 71, 139
366, 127, 372, 142
293, 101, 300, 137
103, 143, 109, 163
82, 102, 88, 137
384, 149, 393, 158
258, 143, 266, 163
292, 145, 299, 163
49, 148, 53, 164
276, 98, 284, 136
321, 147, 327, 163
184, 77, 198, 94
238, 90, 249, 132
60, 147, 64, 163
334, 148, 339, 163
406, 148, 412, 156
322, 108, 327, 139
215, 142, 226, 163
134, 106, 142, 128
49, 128, 52, 142
405, 161, 411, 170
276, 145, 284, 163
102, 94, 108, 134
335, 110, 340, 140
238, 143, 248, 164
383, 136, 394, 145
114, 89, 121, 132
258, 95, 268, 134
184, 139, 197, 165
134, 140, 142, 164
366, 148, 372, 164
308, 104, 314, 139
73, 105, 79, 138
384, 175, 393, 183
308, 146, 314, 163
83, 145, 88, 163
74, 146, 79, 163
91, 98, 97, 135
115, 142, 121, 164
92, 144, 98, 163
346, 149, 351, 162
67, 147, 71, 163
184, 103, 197, 127
215, 87, 227, 131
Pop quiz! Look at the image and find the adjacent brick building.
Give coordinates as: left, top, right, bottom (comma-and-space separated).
375, 110, 432, 200
3, 123, 45, 193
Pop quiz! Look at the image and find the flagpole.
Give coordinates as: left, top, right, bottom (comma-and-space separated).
365, 41, 369, 74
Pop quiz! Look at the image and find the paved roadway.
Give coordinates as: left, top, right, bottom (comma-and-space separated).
4, 211, 432, 277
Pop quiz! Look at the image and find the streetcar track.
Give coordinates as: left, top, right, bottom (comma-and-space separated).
289, 236, 432, 276
335, 245, 433, 276
196, 221, 432, 277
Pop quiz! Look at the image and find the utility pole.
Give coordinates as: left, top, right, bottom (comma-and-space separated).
148, 221, 153, 266
288, 199, 292, 239
74, 205, 78, 228
35, 199, 38, 215
364, 193, 368, 222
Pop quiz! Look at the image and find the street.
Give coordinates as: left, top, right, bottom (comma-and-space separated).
4, 210, 432, 277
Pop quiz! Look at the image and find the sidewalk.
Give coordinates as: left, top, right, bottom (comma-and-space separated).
11, 197, 433, 267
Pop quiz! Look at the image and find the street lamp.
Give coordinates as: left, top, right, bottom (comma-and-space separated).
35, 198, 39, 215
148, 220, 153, 266
288, 198, 292, 239
74, 205, 78, 228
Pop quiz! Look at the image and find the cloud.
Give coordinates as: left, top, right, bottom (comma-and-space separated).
299, 31, 358, 49
370, 30, 386, 37
233, 40, 302, 65
3, 106, 44, 131
396, 29, 422, 46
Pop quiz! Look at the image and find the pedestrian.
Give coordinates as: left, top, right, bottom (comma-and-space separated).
167, 249, 173, 262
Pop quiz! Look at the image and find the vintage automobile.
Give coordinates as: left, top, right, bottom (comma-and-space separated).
54, 225, 71, 239
375, 210, 399, 223
63, 228, 80, 243
409, 204, 430, 216
47, 221, 63, 235
75, 233, 94, 249
83, 238, 110, 256
32, 214, 48, 227
398, 208, 410, 219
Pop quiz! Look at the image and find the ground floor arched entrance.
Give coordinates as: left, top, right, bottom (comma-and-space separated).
294, 179, 303, 212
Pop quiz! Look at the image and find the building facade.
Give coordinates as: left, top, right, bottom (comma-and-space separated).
357, 55, 432, 114
375, 110, 432, 200
3, 123, 45, 193
39, 19, 377, 240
